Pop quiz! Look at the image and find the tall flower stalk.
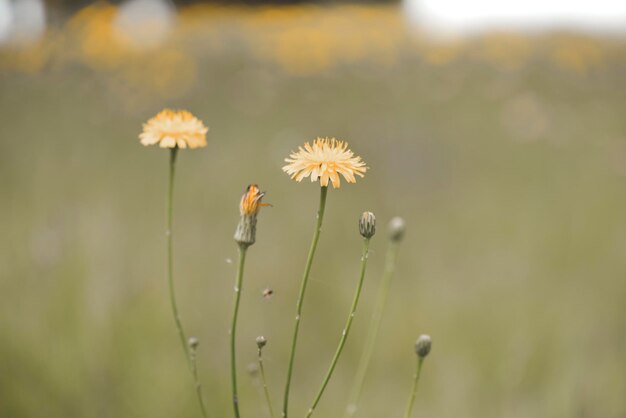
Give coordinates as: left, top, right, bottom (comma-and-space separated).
231, 185, 268, 418
305, 212, 376, 418
282, 185, 328, 417
345, 217, 406, 418
166, 148, 189, 365
230, 245, 246, 418
281, 137, 367, 418
140, 109, 209, 418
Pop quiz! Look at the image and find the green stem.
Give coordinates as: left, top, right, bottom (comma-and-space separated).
344, 240, 399, 418
190, 348, 209, 418
403, 357, 424, 418
167, 148, 209, 418
230, 244, 248, 418
258, 348, 276, 418
167, 148, 190, 364
305, 238, 371, 418
282, 185, 328, 418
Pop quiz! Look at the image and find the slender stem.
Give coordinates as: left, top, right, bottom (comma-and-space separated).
167, 148, 209, 418
403, 357, 425, 418
258, 348, 276, 418
305, 238, 371, 418
167, 148, 190, 364
345, 240, 399, 418
282, 186, 329, 418
230, 244, 248, 418
190, 348, 209, 418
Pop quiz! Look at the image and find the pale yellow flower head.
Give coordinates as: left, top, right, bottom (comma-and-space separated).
282, 137, 367, 189
139, 109, 208, 149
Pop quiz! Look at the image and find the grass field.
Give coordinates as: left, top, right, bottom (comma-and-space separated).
1, 4, 625, 418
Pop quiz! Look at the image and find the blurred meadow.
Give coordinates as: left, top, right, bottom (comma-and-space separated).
1, 2, 626, 418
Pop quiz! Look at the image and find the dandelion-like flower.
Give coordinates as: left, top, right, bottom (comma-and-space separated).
282, 137, 367, 188
234, 184, 269, 248
139, 109, 208, 149
239, 184, 269, 216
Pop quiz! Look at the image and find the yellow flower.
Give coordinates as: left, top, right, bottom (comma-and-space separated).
139, 109, 208, 149
239, 184, 270, 216
282, 137, 367, 188
235, 184, 270, 247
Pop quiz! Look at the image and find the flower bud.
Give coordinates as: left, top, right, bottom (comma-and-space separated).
188, 336, 199, 350
359, 211, 376, 239
247, 362, 259, 377
234, 184, 268, 248
256, 335, 267, 349
415, 334, 432, 358
388, 217, 406, 242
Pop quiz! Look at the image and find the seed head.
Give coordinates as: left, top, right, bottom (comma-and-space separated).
388, 217, 406, 242
256, 335, 267, 349
359, 211, 376, 239
415, 334, 432, 358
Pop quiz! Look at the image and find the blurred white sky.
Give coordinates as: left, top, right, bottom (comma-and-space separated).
1, 0, 626, 46
0, 0, 45, 45
403, 0, 626, 34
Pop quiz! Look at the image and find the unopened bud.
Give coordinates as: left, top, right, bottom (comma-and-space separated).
188, 336, 199, 350
388, 217, 406, 242
359, 211, 376, 238
256, 335, 267, 349
234, 184, 268, 248
247, 362, 259, 377
415, 334, 432, 358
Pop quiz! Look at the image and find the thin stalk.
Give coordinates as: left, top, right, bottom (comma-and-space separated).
305, 238, 371, 418
190, 348, 209, 418
167, 148, 209, 418
345, 240, 399, 418
167, 148, 189, 363
403, 357, 425, 418
282, 185, 329, 418
258, 348, 276, 418
230, 244, 248, 418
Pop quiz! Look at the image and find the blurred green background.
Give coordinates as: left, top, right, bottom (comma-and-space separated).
1, 3, 625, 418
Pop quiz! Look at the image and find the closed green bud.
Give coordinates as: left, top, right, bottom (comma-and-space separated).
388, 217, 406, 242
256, 335, 267, 349
359, 211, 376, 238
247, 362, 259, 377
188, 336, 200, 350
415, 334, 432, 358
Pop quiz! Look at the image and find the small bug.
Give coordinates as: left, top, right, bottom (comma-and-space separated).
262, 288, 274, 299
